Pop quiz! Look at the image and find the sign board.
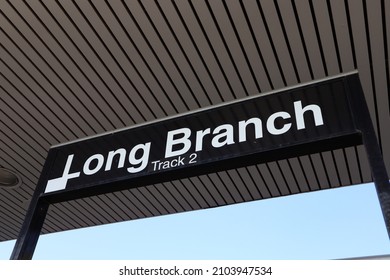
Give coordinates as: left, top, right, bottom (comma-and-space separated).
12, 72, 390, 259
42, 76, 361, 202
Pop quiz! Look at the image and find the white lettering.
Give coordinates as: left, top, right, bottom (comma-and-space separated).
127, 142, 151, 173
238, 118, 263, 142
211, 124, 235, 148
83, 154, 104, 175
105, 148, 126, 171
165, 128, 191, 158
266, 112, 292, 135
294, 101, 324, 130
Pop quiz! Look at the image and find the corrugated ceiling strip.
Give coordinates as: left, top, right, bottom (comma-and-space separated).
121, 189, 156, 217
206, 173, 235, 204
321, 151, 341, 187
234, 167, 263, 200
276, 160, 300, 194
132, 187, 165, 215
297, 155, 320, 191
176, 1, 234, 103
132, 0, 198, 111
329, 0, 355, 72
332, 149, 351, 186
0, 138, 41, 177
91, 195, 127, 222
26, 0, 117, 133
160, 182, 194, 211
310, 153, 331, 190
191, 0, 245, 100
46, 205, 82, 230
71, 0, 149, 124
0, 46, 69, 142
228, 0, 273, 92
170, 1, 225, 104
166, 181, 202, 211
56, 0, 133, 127
311, 0, 340, 76
0, 94, 50, 155
187, 177, 218, 207
267, 162, 291, 195
273, 0, 303, 84
42, 0, 128, 129
147, 185, 179, 213
206, 0, 253, 97
181, 178, 212, 208
356, 145, 373, 183
110, 192, 146, 219
293, 0, 325, 79
157, 0, 215, 107
117, 0, 185, 114
0, 110, 46, 164
0, 207, 23, 233
256, 163, 281, 197
2, 1, 92, 138
153, 183, 185, 213
197, 175, 226, 205
242, 0, 284, 89
226, 169, 254, 201
275, 0, 311, 83
216, 171, 244, 203
144, 0, 205, 109
244, 165, 271, 198
139, 186, 172, 215
104, 193, 140, 220
16, 1, 106, 136
259, 0, 298, 86
93, 0, 172, 118
345, 147, 363, 185
54, 202, 94, 228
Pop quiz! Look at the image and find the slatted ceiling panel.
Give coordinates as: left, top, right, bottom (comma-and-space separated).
321, 151, 339, 188
226, 1, 272, 93
243, 1, 283, 90
156, 183, 186, 213
1, 0, 390, 241
26, 3, 118, 133
312, 0, 340, 76
276, 1, 310, 84
161, 182, 193, 212
190, 0, 243, 100
357, 146, 373, 183
258, 0, 295, 86
152, 1, 214, 108
209, 1, 258, 96
130, 1, 197, 112
329, 0, 354, 72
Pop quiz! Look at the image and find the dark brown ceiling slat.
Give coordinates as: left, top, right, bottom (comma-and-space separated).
297, 155, 320, 191
310, 153, 331, 190
266, 162, 291, 195
275, 0, 312, 83
242, 0, 284, 90
233, 167, 263, 200
329, 0, 355, 72
321, 151, 341, 188
311, 0, 340, 76
259, 0, 299, 86
356, 146, 373, 183
93, 0, 174, 118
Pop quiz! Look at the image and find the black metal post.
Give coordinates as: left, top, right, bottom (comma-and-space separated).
10, 151, 57, 260
346, 74, 390, 238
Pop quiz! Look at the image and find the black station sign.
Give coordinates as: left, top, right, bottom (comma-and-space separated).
42, 76, 361, 201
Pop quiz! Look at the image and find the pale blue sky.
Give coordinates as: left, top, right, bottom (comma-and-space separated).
1, 182, 389, 259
